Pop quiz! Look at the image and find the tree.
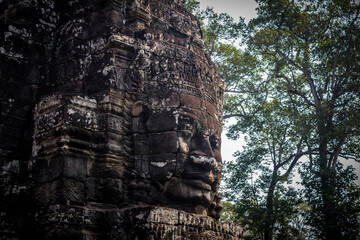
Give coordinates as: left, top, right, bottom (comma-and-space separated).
185, 0, 242, 57
185, 1, 360, 239
224, 87, 313, 239
300, 161, 360, 240
183, 0, 201, 14
224, 0, 360, 239
215, 20, 313, 239
224, 143, 307, 240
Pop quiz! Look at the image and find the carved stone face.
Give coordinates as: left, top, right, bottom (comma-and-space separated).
164, 110, 222, 215
131, 93, 223, 218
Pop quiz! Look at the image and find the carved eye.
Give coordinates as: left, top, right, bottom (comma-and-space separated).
210, 135, 220, 150
179, 115, 195, 132
181, 130, 194, 141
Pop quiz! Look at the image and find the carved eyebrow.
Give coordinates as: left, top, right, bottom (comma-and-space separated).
178, 112, 210, 133
181, 123, 195, 131
194, 121, 210, 135
179, 111, 205, 123
179, 130, 194, 141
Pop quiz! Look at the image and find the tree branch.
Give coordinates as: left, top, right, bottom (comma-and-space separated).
329, 138, 345, 170
277, 50, 302, 70
277, 49, 320, 104
280, 154, 303, 179
330, 47, 340, 93
225, 90, 258, 94
267, 137, 277, 167
279, 149, 318, 179
288, 89, 315, 107
223, 113, 246, 119
338, 154, 358, 161
303, 68, 321, 105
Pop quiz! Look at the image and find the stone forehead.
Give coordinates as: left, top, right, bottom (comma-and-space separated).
179, 94, 222, 122
142, 93, 222, 127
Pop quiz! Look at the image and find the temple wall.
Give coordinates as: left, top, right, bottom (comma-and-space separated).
0, 1, 244, 239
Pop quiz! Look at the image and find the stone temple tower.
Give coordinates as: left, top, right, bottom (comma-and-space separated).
0, 0, 244, 239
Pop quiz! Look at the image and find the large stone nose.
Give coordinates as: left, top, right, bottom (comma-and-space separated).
198, 135, 214, 156
189, 153, 217, 170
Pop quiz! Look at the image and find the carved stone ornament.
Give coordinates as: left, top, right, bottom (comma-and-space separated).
0, 0, 244, 239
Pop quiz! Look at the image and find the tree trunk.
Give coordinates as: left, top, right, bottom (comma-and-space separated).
322, 170, 340, 240
317, 112, 341, 240
264, 170, 278, 240
319, 157, 340, 240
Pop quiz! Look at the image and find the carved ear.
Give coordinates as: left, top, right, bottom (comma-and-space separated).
131, 101, 145, 117
131, 101, 149, 134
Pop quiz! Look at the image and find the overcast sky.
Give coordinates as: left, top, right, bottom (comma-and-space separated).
198, 0, 258, 22
197, 0, 258, 163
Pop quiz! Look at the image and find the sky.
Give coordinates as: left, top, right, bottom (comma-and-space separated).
197, 0, 258, 163
198, 0, 258, 22
197, 0, 360, 186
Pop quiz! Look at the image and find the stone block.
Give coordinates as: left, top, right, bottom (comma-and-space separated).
58, 38, 90, 62
148, 131, 178, 154
34, 95, 98, 133
30, 204, 108, 239
107, 206, 245, 240
35, 105, 66, 132
98, 113, 124, 133
32, 154, 87, 183
88, 156, 127, 178
33, 179, 85, 206
97, 89, 126, 115
146, 110, 178, 132
206, 100, 218, 117
131, 116, 147, 133
66, 97, 98, 129
133, 155, 150, 173
134, 133, 150, 155
149, 153, 177, 181
86, 177, 125, 204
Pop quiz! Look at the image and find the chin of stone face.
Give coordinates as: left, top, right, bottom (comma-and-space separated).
0, 0, 244, 239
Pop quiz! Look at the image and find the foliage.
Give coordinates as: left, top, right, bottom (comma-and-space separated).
184, 0, 243, 57
222, 0, 360, 239
239, 1, 360, 239
222, 42, 315, 238
224, 146, 307, 240
220, 201, 239, 223
185, 0, 360, 239
199, 7, 242, 56
300, 161, 360, 240
183, 0, 200, 14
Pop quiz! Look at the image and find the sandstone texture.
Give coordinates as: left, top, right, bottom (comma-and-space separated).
0, 0, 244, 239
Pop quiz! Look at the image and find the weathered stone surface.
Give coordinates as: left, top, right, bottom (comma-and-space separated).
148, 131, 179, 154
146, 110, 178, 132
108, 206, 245, 240
0, 0, 244, 239
149, 153, 177, 181
23, 205, 244, 240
